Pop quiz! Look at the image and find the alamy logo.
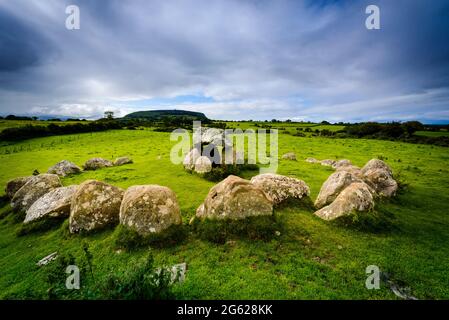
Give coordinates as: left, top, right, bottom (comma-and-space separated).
65, 265, 80, 290
65, 5, 80, 30
365, 5, 380, 30
365, 265, 380, 289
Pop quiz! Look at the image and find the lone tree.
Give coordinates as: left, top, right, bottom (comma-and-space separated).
104, 111, 114, 119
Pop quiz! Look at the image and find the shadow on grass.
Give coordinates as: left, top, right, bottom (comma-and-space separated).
16, 216, 66, 237
331, 204, 398, 234
113, 224, 188, 251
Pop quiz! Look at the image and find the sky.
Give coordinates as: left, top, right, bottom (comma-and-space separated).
0, 0, 448, 123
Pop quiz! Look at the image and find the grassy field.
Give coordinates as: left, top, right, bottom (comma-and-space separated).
0, 127, 448, 299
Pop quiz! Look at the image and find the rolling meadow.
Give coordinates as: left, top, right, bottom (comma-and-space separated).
0, 124, 448, 299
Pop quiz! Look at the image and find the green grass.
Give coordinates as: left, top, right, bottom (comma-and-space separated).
0, 128, 448, 299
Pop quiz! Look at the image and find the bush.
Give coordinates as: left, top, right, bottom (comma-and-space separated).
191, 214, 283, 244
114, 224, 187, 250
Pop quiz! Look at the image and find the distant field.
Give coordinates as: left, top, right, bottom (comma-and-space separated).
224, 121, 346, 132
1, 128, 448, 299
415, 130, 449, 137
0, 120, 86, 131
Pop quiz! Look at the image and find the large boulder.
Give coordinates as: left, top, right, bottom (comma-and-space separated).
24, 185, 78, 224
250, 173, 310, 205
69, 180, 124, 233
11, 174, 62, 213
183, 148, 201, 171
315, 171, 361, 209
196, 175, 273, 220
5, 176, 32, 199
321, 159, 336, 167
361, 159, 397, 197
335, 164, 362, 177
201, 128, 223, 144
47, 160, 81, 177
120, 185, 182, 236
281, 152, 297, 161
113, 157, 133, 166
194, 156, 212, 174
314, 182, 374, 221
306, 157, 320, 164
332, 159, 352, 169
83, 158, 113, 171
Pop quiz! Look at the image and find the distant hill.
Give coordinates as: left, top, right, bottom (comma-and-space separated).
123, 110, 208, 121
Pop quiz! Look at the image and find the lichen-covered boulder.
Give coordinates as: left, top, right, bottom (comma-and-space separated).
69, 180, 124, 233
11, 174, 62, 213
361, 159, 393, 176
306, 157, 320, 164
315, 171, 361, 209
321, 159, 336, 167
5, 176, 32, 199
120, 185, 182, 236
113, 157, 133, 166
335, 165, 362, 177
194, 156, 212, 174
24, 185, 78, 224
83, 158, 113, 171
201, 128, 224, 144
47, 160, 81, 177
196, 175, 273, 220
281, 152, 296, 161
332, 159, 352, 169
250, 173, 310, 205
361, 159, 397, 197
314, 182, 374, 221
183, 148, 201, 171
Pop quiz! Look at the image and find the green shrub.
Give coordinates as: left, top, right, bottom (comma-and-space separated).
114, 224, 187, 250
191, 214, 283, 244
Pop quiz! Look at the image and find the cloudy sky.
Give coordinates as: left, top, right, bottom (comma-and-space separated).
0, 0, 448, 122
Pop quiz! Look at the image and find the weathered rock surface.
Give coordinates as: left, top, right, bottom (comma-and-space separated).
24, 185, 78, 223
281, 152, 297, 161
361, 159, 397, 197
5, 176, 32, 199
335, 164, 362, 177
11, 174, 62, 213
321, 159, 336, 167
83, 158, 113, 170
120, 185, 182, 236
315, 171, 361, 209
306, 157, 320, 164
332, 159, 352, 169
47, 160, 81, 177
250, 173, 310, 205
69, 180, 124, 233
314, 182, 374, 220
196, 175, 273, 220
183, 148, 201, 171
113, 157, 133, 166
194, 156, 212, 174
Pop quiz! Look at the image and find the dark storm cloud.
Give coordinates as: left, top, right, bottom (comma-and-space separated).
0, 10, 53, 72
0, 0, 448, 122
